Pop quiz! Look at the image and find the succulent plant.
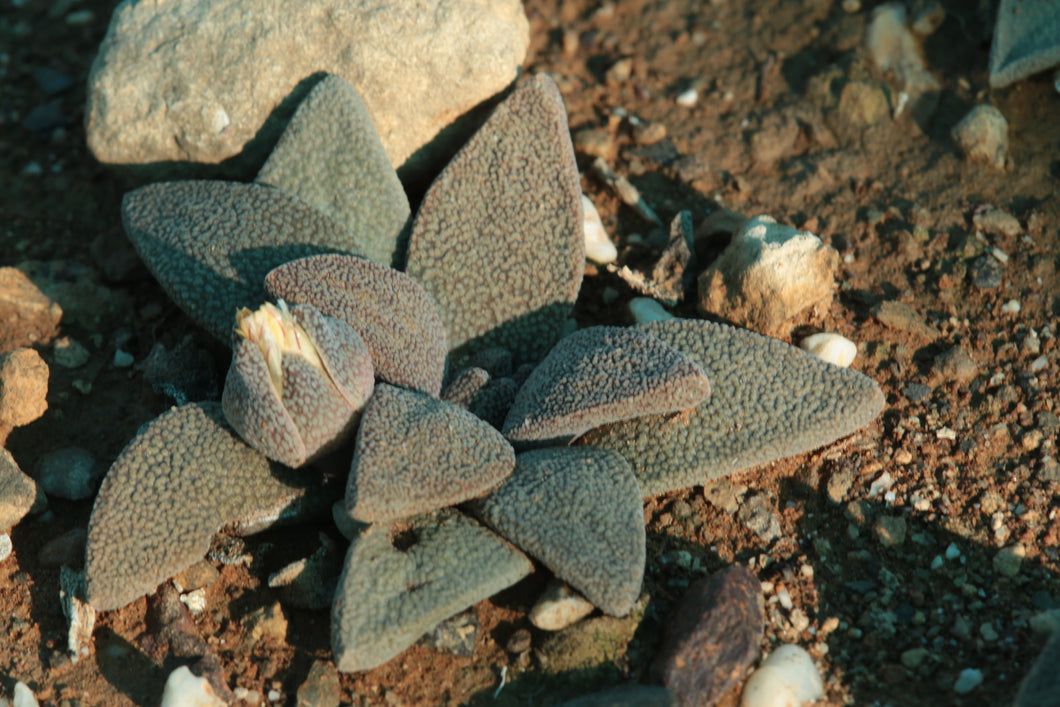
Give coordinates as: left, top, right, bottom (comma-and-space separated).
83, 72, 885, 675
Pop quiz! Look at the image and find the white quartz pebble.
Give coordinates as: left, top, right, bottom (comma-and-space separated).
13, 682, 39, 707
741, 644, 825, 707
160, 666, 225, 707
799, 333, 857, 368
628, 297, 674, 323
529, 580, 596, 631
582, 195, 617, 265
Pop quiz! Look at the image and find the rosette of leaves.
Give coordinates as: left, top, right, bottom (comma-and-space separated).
84, 73, 885, 675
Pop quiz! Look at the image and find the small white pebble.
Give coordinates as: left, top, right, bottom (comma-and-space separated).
113, 349, 134, 368
160, 666, 224, 707
581, 194, 617, 265
676, 88, 699, 107
777, 587, 793, 611
628, 297, 674, 323
1001, 299, 1020, 314
953, 668, 983, 694
179, 588, 207, 615
268, 689, 282, 702
799, 332, 857, 367
0, 534, 11, 563
1030, 356, 1049, 372
936, 427, 956, 440
13, 682, 39, 707
868, 471, 893, 497
990, 247, 1009, 264
741, 644, 825, 707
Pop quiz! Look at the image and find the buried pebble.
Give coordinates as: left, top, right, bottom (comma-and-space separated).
179, 588, 208, 615
628, 297, 674, 323
159, 666, 225, 707
582, 195, 617, 265
529, 580, 596, 631
951, 106, 1008, 169
799, 332, 857, 368
741, 644, 824, 707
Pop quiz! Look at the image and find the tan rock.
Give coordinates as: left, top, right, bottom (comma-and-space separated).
0, 268, 62, 353
697, 215, 839, 337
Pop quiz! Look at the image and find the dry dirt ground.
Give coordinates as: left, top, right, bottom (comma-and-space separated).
1, 0, 1059, 705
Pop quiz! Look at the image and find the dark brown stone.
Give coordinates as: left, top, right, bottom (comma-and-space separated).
652, 565, 764, 706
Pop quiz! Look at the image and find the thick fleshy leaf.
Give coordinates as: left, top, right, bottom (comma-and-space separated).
122, 180, 365, 341
502, 326, 711, 446
405, 74, 583, 369
466, 447, 644, 616
85, 403, 334, 612
266, 254, 446, 395
256, 75, 411, 268
346, 384, 514, 523
331, 509, 532, 672
577, 319, 885, 497
989, 0, 1060, 88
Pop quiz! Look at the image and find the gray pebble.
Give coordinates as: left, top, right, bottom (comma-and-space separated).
38, 527, 87, 568
295, 660, 341, 707
37, 447, 101, 501
737, 492, 782, 544
969, 254, 1002, 289
422, 608, 480, 658
902, 382, 932, 403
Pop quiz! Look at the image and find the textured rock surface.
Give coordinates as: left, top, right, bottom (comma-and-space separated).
652, 566, 764, 706
502, 326, 710, 446
85, 402, 333, 611
578, 319, 885, 497
330, 508, 531, 672
406, 74, 584, 368
697, 215, 839, 337
266, 255, 446, 396
467, 447, 644, 616
255, 76, 410, 268
0, 267, 62, 352
0, 347, 48, 430
122, 181, 365, 342
222, 302, 375, 468
346, 384, 514, 523
0, 448, 40, 534
85, 0, 530, 179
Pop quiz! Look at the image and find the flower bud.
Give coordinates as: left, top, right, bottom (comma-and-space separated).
222, 301, 374, 467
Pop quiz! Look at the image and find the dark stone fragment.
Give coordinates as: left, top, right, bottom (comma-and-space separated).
296, 660, 341, 707
421, 609, 480, 658
902, 382, 932, 403
845, 579, 877, 594
32, 67, 75, 96
140, 335, 219, 405
556, 685, 677, 707
21, 99, 67, 134
969, 255, 1002, 289
625, 138, 680, 167
652, 566, 764, 706
1014, 630, 1060, 707
931, 346, 979, 385
672, 154, 711, 183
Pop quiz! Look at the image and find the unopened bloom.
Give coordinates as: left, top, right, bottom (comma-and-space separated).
222, 300, 374, 468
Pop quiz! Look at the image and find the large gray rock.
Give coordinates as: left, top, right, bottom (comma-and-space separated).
85, 0, 529, 179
